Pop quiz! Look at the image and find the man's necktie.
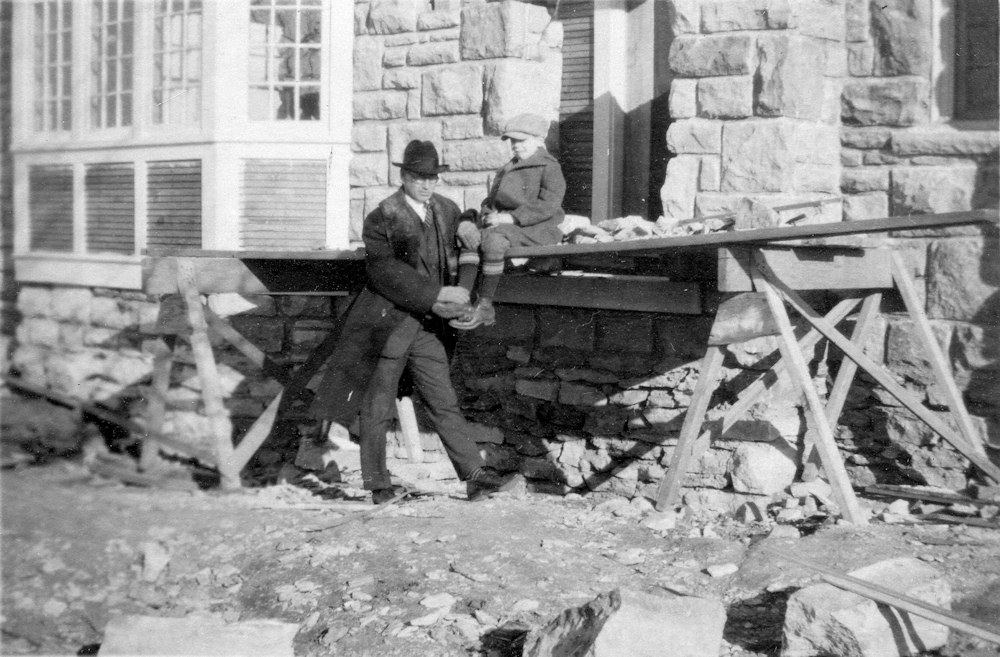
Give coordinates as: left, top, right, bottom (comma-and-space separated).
424, 203, 433, 226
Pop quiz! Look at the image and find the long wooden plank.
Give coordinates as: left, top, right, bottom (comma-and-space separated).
506, 210, 998, 258
177, 258, 241, 489
203, 306, 291, 384
143, 257, 365, 295
755, 252, 1000, 483
654, 345, 726, 510
140, 337, 174, 473
752, 257, 867, 525
762, 546, 1000, 645
890, 252, 984, 455
395, 396, 424, 462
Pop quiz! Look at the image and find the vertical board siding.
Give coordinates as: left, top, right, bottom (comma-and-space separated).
240, 159, 326, 249
29, 165, 74, 252
148, 160, 203, 248
85, 162, 136, 255
559, 0, 594, 218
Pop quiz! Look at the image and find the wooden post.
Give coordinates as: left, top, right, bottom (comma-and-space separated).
653, 345, 726, 510
752, 253, 868, 525
754, 252, 1000, 484
890, 252, 985, 455
396, 396, 424, 462
177, 258, 241, 489
140, 336, 175, 473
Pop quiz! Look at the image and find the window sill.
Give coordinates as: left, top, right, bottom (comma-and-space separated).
15, 253, 143, 290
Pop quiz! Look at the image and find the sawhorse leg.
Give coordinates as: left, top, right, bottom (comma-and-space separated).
751, 258, 867, 524
177, 258, 241, 489
653, 297, 861, 511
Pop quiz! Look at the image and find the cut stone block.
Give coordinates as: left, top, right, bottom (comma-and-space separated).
782, 557, 950, 657
99, 614, 299, 657
523, 588, 726, 657
730, 441, 797, 496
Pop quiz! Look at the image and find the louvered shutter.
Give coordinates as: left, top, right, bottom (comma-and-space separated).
29, 165, 74, 252
85, 163, 135, 255
954, 0, 999, 120
558, 0, 594, 218
240, 159, 326, 250
147, 160, 202, 248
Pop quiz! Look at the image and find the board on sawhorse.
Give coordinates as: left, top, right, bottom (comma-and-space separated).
653, 244, 998, 524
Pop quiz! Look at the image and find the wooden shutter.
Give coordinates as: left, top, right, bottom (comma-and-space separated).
29, 165, 74, 252
954, 0, 999, 120
559, 0, 594, 218
85, 163, 135, 255
148, 160, 202, 248
240, 159, 326, 250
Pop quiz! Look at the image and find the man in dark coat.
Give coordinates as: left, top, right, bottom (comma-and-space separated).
310, 140, 522, 504
451, 113, 566, 330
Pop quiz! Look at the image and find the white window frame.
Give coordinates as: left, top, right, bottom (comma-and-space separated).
11, 0, 353, 289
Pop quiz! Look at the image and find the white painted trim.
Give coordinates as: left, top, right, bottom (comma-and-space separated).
73, 163, 85, 254
135, 159, 149, 253
14, 254, 144, 290
10, 3, 33, 146
930, 0, 956, 122
591, 0, 628, 223
13, 160, 30, 254
328, 1, 354, 144
327, 143, 352, 249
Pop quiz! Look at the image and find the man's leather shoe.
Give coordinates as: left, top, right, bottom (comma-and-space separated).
371, 484, 409, 505
466, 467, 525, 502
449, 299, 496, 330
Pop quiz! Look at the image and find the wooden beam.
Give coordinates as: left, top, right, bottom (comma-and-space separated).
717, 246, 893, 293
203, 306, 291, 384
762, 546, 1000, 646
143, 257, 365, 295
177, 258, 241, 489
754, 252, 1000, 484
752, 255, 867, 525
495, 273, 701, 314
140, 337, 175, 472
890, 252, 985, 455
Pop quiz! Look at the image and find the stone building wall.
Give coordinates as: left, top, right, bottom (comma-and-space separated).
348, 0, 562, 235
835, 0, 1000, 489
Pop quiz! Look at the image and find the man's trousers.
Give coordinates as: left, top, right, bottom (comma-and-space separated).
358, 319, 483, 490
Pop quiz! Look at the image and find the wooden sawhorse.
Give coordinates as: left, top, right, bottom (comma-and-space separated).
140, 252, 427, 489
653, 245, 1000, 524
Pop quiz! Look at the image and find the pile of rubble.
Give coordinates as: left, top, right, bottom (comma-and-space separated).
559, 197, 822, 245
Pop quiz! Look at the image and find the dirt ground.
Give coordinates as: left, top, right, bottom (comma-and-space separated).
2, 396, 1000, 657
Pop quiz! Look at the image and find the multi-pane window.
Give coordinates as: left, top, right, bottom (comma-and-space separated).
152, 0, 202, 125
32, 1, 73, 131
248, 0, 322, 121
90, 0, 134, 128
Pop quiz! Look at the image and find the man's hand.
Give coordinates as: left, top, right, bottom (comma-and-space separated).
432, 301, 472, 319
436, 286, 470, 306
483, 212, 515, 227
457, 221, 481, 250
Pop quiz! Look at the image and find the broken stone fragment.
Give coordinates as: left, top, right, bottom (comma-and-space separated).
99, 614, 299, 657
733, 197, 781, 230
782, 557, 950, 657
705, 563, 739, 578
140, 541, 171, 582
523, 588, 726, 657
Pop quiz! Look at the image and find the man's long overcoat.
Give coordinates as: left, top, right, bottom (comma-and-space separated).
311, 188, 461, 426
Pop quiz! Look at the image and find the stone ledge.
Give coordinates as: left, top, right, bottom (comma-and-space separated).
891, 126, 1000, 157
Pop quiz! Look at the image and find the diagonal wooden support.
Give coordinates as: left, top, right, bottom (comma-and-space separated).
752, 257, 867, 525
754, 251, 1000, 484
654, 297, 861, 510
654, 345, 726, 510
890, 252, 985, 455
177, 258, 241, 489
802, 292, 883, 468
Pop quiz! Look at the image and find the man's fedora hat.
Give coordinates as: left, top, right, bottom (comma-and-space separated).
393, 140, 450, 175
501, 113, 548, 141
